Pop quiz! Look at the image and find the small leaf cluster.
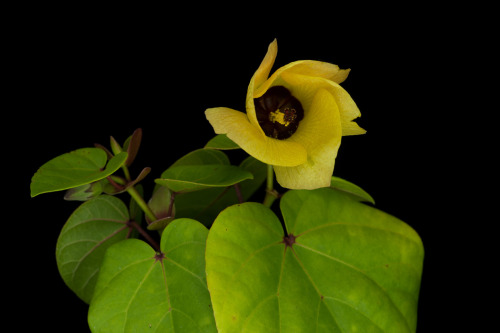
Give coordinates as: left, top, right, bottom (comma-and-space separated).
30, 129, 423, 332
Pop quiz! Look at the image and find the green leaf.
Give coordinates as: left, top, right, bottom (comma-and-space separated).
30, 148, 128, 197
154, 148, 234, 193
109, 136, 123, 155
172, 156, 267, 226
155, 149, 252, 193
171, 148, 230, 167
205, 188, 424, 332
155, 165, 253, 193
88, 219, 217, 332
56, 195, 131, 304
205, 134, 240, 150
330, 176, 375, 204
238, 156, 268, 198
154, 149, 263, 226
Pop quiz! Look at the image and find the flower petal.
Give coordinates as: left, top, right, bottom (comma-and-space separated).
274, 89, 342, 189
280, 71, 366, 136
285, 60, 351, 83
205, 107, 307, 166
253, 60, 350, 98
246, 40, 278, 132
254, 39, 278, 89
325, 81, 366, 136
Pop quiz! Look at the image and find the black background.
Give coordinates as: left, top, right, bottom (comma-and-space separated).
8, 4, 489, 332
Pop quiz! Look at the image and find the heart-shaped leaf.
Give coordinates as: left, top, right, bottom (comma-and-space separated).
56, 195, 131, 304
206, 188, 423, 332
88, 218, 217, 332
30, 148, 128, 197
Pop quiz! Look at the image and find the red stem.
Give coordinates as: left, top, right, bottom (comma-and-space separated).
128, 220, 160, 252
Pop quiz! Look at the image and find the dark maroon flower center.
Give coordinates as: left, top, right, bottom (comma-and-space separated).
254, 86, 304, 140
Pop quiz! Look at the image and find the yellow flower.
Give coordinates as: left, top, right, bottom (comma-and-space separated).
205, 39, 365, 189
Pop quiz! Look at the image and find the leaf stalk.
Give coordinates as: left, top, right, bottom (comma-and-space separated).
126, 186, 158, 222
263, 164, 279, 208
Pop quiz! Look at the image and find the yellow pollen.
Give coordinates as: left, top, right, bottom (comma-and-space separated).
269, 110, 290, 126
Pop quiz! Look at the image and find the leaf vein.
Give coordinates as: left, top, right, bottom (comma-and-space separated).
322, 296, 385, 332
69, 225, 128, 281
297, 222, 420, 245
296, 242, 412, 332
290, 248, 343, 332
123, 261, 157, 329
164, 258, 207, 289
